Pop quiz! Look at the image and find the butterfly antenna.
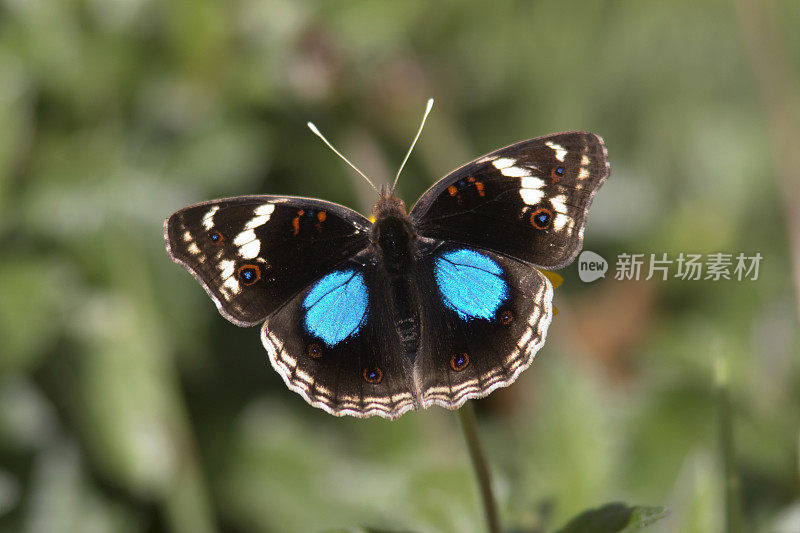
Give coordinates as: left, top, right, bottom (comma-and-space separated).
392, 98, 434, 192
307, 122, 380, 193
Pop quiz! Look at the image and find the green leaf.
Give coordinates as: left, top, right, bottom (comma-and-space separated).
556, 502, 669, 533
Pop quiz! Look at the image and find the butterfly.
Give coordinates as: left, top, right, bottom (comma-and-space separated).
164, 110, 609, 420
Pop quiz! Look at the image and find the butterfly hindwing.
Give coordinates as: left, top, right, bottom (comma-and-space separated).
410, 132, 609, 269
413, 245, 554, 408
164, 195, 371, 326
261, 252, 419, 419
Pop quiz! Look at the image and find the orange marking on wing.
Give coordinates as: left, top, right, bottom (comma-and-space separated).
363, 367, 383, 384
317, 211, 327, 222
292, 210, 306, 235
530, 207, 553, 229
475, 181, 485, 197
448, 184, 458, 196
237, 264, 261, 285
450, 353, 470, 371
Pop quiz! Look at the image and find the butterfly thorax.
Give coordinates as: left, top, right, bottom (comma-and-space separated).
371, 191, 416, 275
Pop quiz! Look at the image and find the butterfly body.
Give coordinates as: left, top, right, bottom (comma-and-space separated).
370, 191, 422, 361
165, 132, 609, 419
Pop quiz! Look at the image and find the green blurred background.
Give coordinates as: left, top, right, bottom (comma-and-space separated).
1, 1, 799, 532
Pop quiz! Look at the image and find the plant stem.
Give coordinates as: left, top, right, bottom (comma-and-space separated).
737, 0, 800, 317
457, 402, 501, 533
715, 356, 745, 533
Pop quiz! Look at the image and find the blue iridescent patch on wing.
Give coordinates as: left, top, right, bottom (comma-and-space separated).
434, 249, 509, 321
302, 270, 369, 347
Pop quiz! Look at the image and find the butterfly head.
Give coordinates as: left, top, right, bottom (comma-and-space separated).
373, 186, 408, 220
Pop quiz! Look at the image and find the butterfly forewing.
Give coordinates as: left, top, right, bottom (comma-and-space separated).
165, 195, 371, 326
410, 132, 609, 269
